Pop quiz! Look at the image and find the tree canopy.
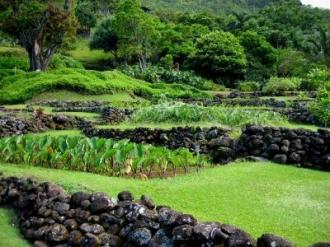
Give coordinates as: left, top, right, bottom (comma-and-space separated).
0, 0, 77, 71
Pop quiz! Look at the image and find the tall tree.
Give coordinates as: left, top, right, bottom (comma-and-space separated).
188, 31, 247, 86
240, 31, 277, 80
309, 26, 330, 59
114, 0, 160, 70
0, 0, 77, 71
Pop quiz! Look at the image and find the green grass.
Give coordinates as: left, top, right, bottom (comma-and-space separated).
27, 90, 142, 103
0, 162, 329, 246
0, 69, 209, 104
56, 111, 100, 121
27, 130, 82, 137
0, 209, 29, 247
68, 38, 114, 65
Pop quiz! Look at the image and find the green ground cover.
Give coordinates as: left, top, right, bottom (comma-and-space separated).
27, 91, 143, 104
0, 69, 209, 104
68, 38, 114, 66
0, 209, 29, 247
0, 162, 329, 246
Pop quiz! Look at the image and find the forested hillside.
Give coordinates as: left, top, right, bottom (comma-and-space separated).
142, 0, 282, 14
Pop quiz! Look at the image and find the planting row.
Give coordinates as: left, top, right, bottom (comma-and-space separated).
0, 175, 327, 247
129, 103, 287, 126
0, 135, 208, 178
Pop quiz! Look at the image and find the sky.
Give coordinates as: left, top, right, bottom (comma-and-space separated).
301, 0, 330, 9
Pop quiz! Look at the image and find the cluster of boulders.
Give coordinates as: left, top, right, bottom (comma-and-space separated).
101, 107, 133, 124
0, 115, 82, 137
237, 125, 330, 171
2, 175, 327, 247
35, 101, 109, 108
0, 116, 32, 137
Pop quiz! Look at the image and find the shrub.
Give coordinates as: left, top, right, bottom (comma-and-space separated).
0, 52, 29, 71
188, 30, 247, 86
122, 65, 215, 90
159, 54, 174, 69
238, 81, 260, 92
50, 54, 84, 69
309, 89, 330, 127
0, 68, 25, 82
302, 68, 330, 91
262, 77, 302, 95
131, 102, 288, 127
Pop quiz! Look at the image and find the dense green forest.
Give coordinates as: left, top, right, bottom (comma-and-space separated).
142, 0, 282, 14
1, 0, 330, 89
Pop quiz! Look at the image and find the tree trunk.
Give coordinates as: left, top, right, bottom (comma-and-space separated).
27, 39, 58, 71
27, 41, 42, 72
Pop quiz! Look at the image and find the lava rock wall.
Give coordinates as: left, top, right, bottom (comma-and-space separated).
1, 175, 319, 247
0, 115, 82, 138
238, 125, 330, 171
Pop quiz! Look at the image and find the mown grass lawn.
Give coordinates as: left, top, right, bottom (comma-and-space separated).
0, 162, 329, 246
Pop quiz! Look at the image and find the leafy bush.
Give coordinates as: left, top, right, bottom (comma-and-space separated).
302, 68, 330, 91
159, 54, 174, 69
262, 77, 302, 95
309, 89, 330, 127
50, 54, 84, 69
0, 52, 29, 71
0, 135, 208, 177
0, 68, 209, 103
131, 102, 288, 126
238, 81, 260, 92
0, 68, 25, 81
188, 30, 247, 86
122, 65, 215, 90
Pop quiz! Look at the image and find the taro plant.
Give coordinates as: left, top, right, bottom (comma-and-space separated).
131, 102, 288, 127
0, 135, 209, 178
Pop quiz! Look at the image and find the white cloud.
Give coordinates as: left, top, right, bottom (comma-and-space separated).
301, 0, 330, 9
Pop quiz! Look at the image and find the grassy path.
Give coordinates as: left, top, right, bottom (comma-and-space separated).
0, 162, 329, 246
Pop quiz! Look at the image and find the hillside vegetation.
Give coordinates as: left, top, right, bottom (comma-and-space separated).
142, 0, 281, 14
0, 69, 209, 104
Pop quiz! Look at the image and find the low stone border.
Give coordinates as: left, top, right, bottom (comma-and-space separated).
0, 115, 83, 138
1, 175, 328, 247
237, 125, 329, 170
275, 102, 322, 127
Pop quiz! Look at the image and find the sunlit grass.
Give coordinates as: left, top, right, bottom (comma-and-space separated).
0, 162, 329, 246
